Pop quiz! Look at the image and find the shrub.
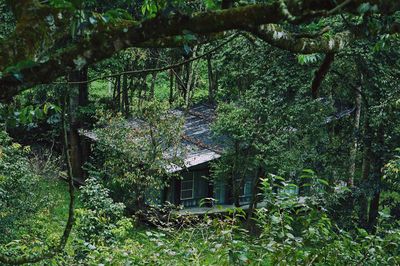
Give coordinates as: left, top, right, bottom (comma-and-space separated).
0, 130, 45, 242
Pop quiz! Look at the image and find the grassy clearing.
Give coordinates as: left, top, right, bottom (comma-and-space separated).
89, 73, 210, 105
19, 177, 81, 240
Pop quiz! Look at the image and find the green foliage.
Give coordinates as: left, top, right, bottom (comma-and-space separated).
49, 0, 75, 10
91, 100, 184, 211
0, 102, 61, 129
297, 53, 322, 65
141, 0, 161, 17
140, 0, 187, 17
0, 131, 44, 242
72, 177, 132, 262
0, 132, 70, 263
39, 172, 398, 265
383, 149, 400, 190
252, 173, 400, 265
102, 8, 133, 22
0, 0, 14, 39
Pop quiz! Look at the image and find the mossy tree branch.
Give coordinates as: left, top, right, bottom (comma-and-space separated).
248, 24, 352, 54
1, 1, 71, 68
0, 0, 399, 101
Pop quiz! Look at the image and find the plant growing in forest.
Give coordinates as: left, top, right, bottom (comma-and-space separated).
0, 130, 45, 242
91, 100, 184, 212
72, 177, 132, 262
252, 172, 400, 265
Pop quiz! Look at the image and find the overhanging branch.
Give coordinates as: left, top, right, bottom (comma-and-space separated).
0, 1, 400, 101
248, 24, 352, 54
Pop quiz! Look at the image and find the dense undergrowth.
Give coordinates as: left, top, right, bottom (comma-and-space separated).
1, 147, 399, 265
6, 177, 400, 265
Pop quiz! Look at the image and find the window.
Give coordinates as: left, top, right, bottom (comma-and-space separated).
243, 181, 252, 196
181, 175, 194, 200
240, 180, 252, 204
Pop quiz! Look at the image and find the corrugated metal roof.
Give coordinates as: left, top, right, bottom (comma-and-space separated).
80, 104, 222, 173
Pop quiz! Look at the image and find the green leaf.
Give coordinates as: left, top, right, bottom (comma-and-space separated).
204, 0, 217, 9
303, 169, 315, 174
297, 54, 321, 65
317, 178, 329, 186
89, 16, 98, 25
43, 103, 50, 115
49, 0, 75, 9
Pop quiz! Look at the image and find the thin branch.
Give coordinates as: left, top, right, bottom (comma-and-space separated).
171, 68, 187, 91
328, 0, 353, 15
59, 90, 76, 250
54, 34, 239, 85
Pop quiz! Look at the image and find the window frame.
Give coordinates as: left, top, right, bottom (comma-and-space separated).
180, 174, 194, 200
243, 180, 252, 196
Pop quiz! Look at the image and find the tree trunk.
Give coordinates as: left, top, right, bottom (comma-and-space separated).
169, 69, 174, 104
207, 54, 217, 103
114, 75, 121, 112
129, 76, 135, 105
67, 69, 89, 181
137, 76, 147, 109
368, 190, 380, 233
367, 125, 385, 232
122, 74, 129, 117
78, 66, 89, 106
183, 63, 190, 108
183, 46, 198, 109
246, 167, 264, 230
108, 79, 113, 96
348, 79, 362, 187
232, 141, 241, 207
359, 114, 372, 229
150, 72, 157, 100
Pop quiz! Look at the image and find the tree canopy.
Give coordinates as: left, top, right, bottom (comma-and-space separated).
0, 0, 399, 100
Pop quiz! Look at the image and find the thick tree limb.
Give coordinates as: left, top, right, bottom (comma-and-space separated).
1, 1, 70, 68
311, 53, 335, 98
249, 24, 352, 53
1, 1, 400, 100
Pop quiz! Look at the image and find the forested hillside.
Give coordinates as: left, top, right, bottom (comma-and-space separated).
0, 0, 400, 265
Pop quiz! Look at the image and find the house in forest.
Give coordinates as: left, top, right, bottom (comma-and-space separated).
81, 104, 254, 209
162, 104, 254, 208
80, 101, 357, 210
